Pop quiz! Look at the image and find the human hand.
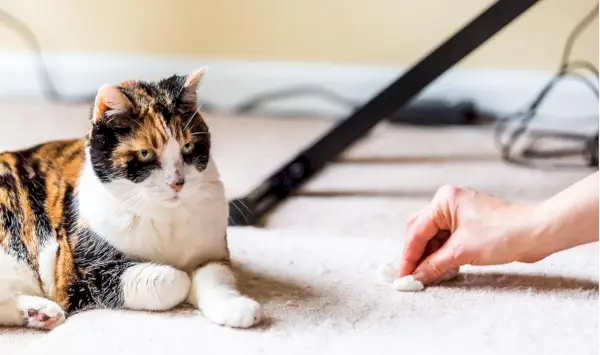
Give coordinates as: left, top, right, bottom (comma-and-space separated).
398, 185, 537, 285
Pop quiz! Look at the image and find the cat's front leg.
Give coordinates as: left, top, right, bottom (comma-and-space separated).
85, 260, 191, 312
119, 263, 191, 311
187, 262, 262, 328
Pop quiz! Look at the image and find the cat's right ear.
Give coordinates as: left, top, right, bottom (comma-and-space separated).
92, 84, 133, 125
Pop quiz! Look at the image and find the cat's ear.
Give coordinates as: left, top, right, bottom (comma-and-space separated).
179, 68, 206, 110
92, 84, 133, 125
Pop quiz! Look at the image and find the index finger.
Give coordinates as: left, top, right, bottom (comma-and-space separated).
397, 204, 441, 277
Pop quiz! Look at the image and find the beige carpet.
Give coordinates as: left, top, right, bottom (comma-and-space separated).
0, 102, 597, 355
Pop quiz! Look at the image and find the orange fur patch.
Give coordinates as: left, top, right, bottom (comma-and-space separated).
0, 140, 84, 304
54, 230, 77, 309
112, 112, 170, 167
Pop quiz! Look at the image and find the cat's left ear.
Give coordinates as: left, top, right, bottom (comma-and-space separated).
179, 68, 206, 110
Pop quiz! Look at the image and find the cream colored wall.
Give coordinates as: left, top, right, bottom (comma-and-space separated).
0, 0, 597, 70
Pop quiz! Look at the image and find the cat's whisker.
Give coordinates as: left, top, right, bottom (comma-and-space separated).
183, 106, 202, 131
120, 190, 137, 201
119, 192, 137, 205
122, 215, 138, 239
191, 190, 215, 202
0, 71, 264, 329
120, 194, 145, 214
236, 199, 252, 214
230, 199, 249, 225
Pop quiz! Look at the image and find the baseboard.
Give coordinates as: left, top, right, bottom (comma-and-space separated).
0, 51, 597, 125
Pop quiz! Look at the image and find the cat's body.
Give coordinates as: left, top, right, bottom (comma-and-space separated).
78, 153, 230, 272
0, 69, 261, 330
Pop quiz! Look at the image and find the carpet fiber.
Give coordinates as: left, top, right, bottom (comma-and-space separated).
0, 102, 597, 354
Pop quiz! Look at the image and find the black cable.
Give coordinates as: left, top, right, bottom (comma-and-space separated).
2, 3, 598, 142
0, 9, 231, 109
494, 3, 599, 169
559, 4, 599, 73
0, 8, 95, 102
567, 60, 600, 77
232, 85, 360, 114
231, 5, 599, 117
0, 7, 353, 113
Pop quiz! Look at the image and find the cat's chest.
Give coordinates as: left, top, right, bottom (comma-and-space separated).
95, 206, 228, 271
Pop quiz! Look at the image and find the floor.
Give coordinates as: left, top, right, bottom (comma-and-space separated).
0, 102, 597, 355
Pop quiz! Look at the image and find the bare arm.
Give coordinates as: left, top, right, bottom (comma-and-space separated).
521, 172, 599, 262
399, 172, 599, 285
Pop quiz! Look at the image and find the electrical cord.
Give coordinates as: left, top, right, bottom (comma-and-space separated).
232, 85, 360, 114
2, 4, 599, 152
559, 5, 599, 72
0, 7, 357, 113
568, 60, 600, 77
0, 8, 95, 102
0, 7, 359, 111
493, 3, 599, 170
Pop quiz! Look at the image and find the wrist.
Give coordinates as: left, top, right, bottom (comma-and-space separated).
512, 202, 554, 263
509, 203, 551, 263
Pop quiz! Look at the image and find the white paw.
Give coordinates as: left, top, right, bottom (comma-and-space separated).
203, 295, 262, 328
18, 297, 65, 330
122, 264, 191, 311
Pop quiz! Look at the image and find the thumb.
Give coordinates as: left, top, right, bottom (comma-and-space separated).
411, 240, 463, 285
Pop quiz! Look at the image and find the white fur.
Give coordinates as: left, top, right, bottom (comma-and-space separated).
120, 263, 190, 311
38, 239, 59, 299
159, 129, 185, 189
78, 153, 229, 270
0, 297, 24, 326
0, 295, 65, 330
0, 128, 261, 328
78, 139, 261, 327
0, 234, 53, 329
0, 248, 42, 303
187, 263, 262, 328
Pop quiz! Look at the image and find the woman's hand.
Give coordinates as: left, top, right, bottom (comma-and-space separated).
399, 172, 599, 286
398, 185, 537, 285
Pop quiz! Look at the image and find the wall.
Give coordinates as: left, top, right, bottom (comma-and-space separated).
0, 0, 598, 70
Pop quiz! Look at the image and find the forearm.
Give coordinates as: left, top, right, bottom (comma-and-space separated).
520, 172, 599, 261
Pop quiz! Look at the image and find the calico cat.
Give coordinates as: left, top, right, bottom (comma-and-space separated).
0, 69, 262, 330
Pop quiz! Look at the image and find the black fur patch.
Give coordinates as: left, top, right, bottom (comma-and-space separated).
0, 163, 15, 187
125, 159, 158, 183
89, 124, 131, 183
68, 228, 136, 312
183, 133, 210, 171
0, 205, 29, 263
89, 73, 212, 185
65, 282, 95, 314
61, 185, 77, 234
14, 151, 52, 245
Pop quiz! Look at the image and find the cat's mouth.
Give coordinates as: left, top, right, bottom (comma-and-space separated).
161, 195, 182, 208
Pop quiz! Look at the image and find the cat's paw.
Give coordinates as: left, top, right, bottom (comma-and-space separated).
18, 297, 65, 330
122, 264, 191, 311
203, 295, 262, 329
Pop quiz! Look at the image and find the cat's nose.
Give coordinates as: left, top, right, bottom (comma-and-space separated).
169, 179, 185, 192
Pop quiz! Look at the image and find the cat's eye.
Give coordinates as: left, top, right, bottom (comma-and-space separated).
136, 149, 156, 162
181, 142, 195, 154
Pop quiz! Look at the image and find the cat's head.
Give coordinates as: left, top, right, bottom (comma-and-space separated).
86, 68, 215, 208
